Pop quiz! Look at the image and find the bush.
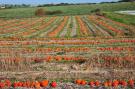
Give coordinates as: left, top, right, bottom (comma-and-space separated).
45, 10, 63, 15
91, 8, 106, 16
35, 9, 63, 16
91, 8, 101, 13
35, 8, 45, 16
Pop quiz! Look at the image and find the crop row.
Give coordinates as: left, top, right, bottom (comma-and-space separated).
0, 79, 134, 88
0, 15, 135, 38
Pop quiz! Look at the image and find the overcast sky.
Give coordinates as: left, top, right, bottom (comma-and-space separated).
0, 0, 119, 4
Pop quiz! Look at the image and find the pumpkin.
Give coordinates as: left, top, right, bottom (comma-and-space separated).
40, 80, 49, 87
103, 82, 108, 87
22, 82, 27, 87
55, 56, 62, 61
95, 81, 100, 86
112, 80, 119, 87
128, 79, 134, 86
30, 82, 35, 88
5, 80, 11, 87
107, 81, 112, 86
13, 82, 18, 88
80, 80, 87, 85
89, 81, 95, 87
51, 81, 57, 88
0, 82, 5, 88
121, 80, 127, 86
75, 79, 81, 85
46, 56, 52, 62
26, 81, 31, 87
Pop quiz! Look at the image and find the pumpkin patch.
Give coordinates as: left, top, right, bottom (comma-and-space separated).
0, 11, 135, 89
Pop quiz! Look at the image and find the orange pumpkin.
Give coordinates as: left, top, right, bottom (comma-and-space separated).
112, 80, 119, 87
103, 82, 108, 87
0, 82, 5, 88
40, 80, 49, 87
121, 80, 127, 87
30, 82, 35, 88
75, 79, 82, 85
13, 82, 18, 88
80, 80, 87, 85
128, 79, 134, 86
55, 56, 62, 61
107, 81, 112, 86
5, 80, 11, 87
26, 81, 31, 87
89, 81, 95, 87
95, 81, 100, 86
46, 56, 53, 62
22, 82, 27, 87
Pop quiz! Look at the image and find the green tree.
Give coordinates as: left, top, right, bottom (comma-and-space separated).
120, 0, 135, 2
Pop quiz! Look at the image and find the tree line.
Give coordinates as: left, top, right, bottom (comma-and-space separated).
0, 0, 134, 9
0, 4, 31, 9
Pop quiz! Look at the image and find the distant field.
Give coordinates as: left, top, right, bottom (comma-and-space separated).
0, 2, 135, 18
105, 12, 135, 25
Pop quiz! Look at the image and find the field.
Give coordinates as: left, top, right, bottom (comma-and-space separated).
0, 2, 135, 18
0, 2, 135, 89
105, 12, 135, 25
0, 14, 135, 88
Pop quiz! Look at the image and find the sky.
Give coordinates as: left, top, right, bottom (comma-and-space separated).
0, 0, 119, 5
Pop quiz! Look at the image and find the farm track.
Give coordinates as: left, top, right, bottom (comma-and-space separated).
59, 16, 71, 37
70, 16, 77, 37
1, 68, 135, 80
